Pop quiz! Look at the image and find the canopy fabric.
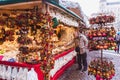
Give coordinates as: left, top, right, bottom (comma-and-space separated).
0, 0, 29, 5
0, 0, 42, 5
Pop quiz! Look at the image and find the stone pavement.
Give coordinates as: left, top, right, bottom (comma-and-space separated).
58, 50, 120, 80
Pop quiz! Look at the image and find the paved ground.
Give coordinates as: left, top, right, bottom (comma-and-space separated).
58, 50, 120, 80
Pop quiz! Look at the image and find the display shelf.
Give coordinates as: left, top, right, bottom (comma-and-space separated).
88, 13, 116, 80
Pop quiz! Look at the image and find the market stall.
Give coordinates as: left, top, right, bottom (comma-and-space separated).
0, 0, 85, 80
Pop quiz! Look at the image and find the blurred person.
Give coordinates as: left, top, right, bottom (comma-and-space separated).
66, 27, 88, 72
76, 29, 88, 72
115, 33, 120, 53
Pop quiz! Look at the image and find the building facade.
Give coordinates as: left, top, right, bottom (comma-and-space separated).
99, 0, 120, 31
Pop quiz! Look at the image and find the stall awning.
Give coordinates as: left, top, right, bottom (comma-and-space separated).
0, 0, 85, 24
0, 0, 31, 5
44, 0, 85, 24
0, 0, 42, 9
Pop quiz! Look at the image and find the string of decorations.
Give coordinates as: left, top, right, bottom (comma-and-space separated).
0, 7, 56, 80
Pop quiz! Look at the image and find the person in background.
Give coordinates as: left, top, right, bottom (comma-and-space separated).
76, 29, 88, 72
66, 27, 88, 72
115, 33, 120, 53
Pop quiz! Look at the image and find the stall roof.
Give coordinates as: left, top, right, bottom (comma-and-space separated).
0, 1, 42, 9
0, 0, 31, 5
44, 0, 85, 24
0, 0, 85, 24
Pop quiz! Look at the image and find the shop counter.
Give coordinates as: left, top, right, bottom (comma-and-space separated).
0, 48, 76, 80
0, 61, 44, 80
50, 48, 76, 80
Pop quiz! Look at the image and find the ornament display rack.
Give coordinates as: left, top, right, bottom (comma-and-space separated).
88, 13, 116, 80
